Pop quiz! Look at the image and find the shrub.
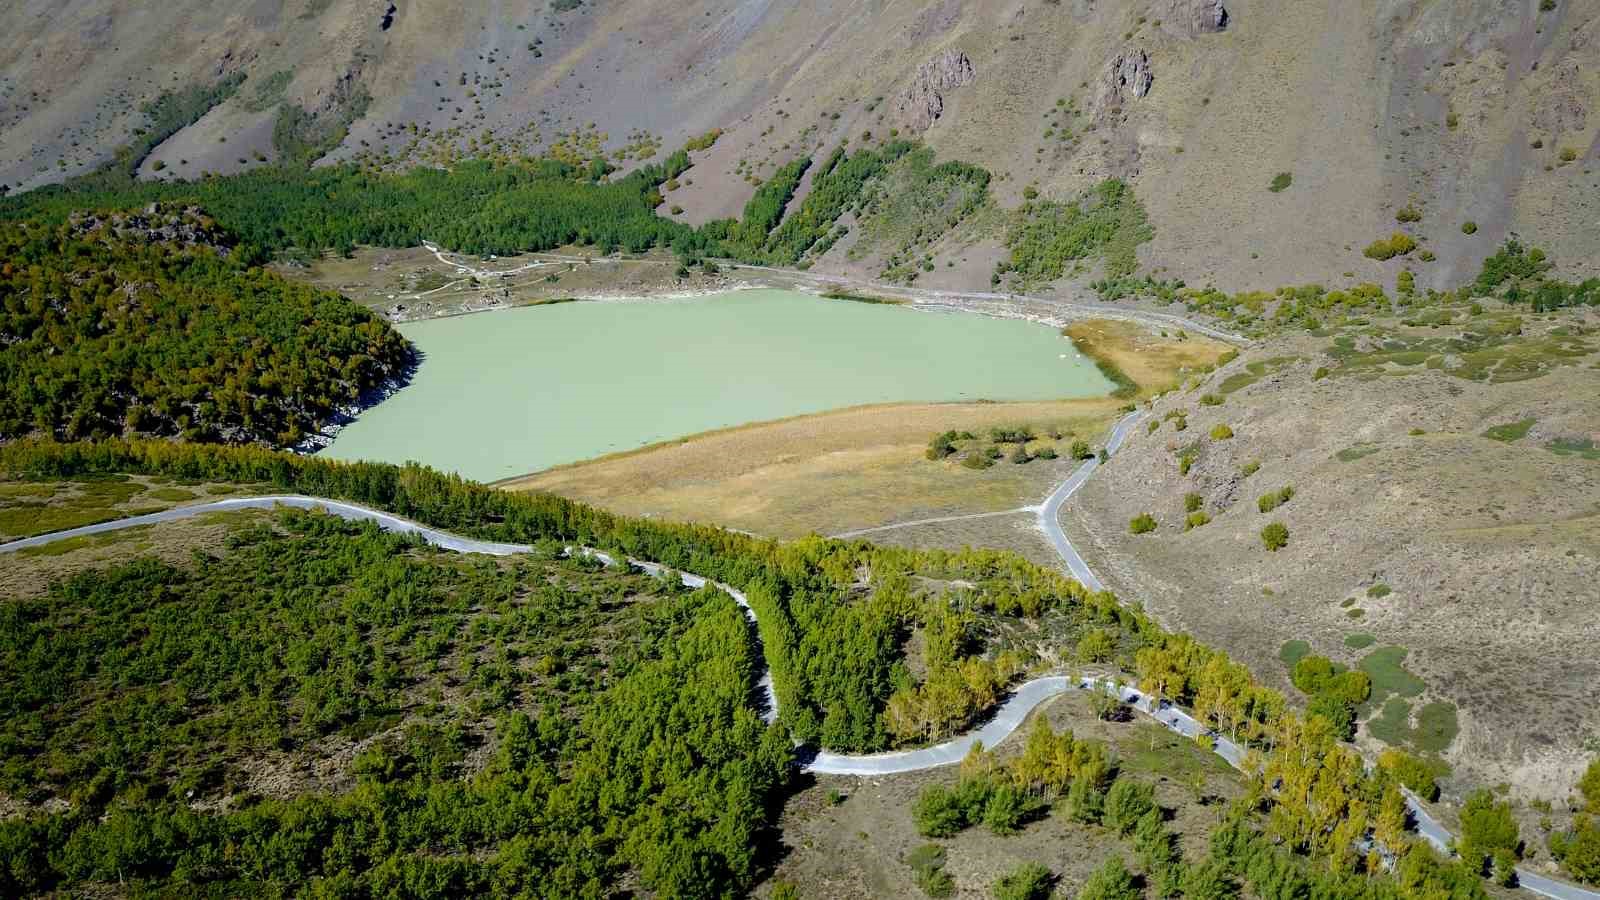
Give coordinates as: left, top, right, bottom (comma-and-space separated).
1184, 492, 1203, 513
1076, 857, 1140, 900
1129, 513, 1157, 535
1209, 423, 1234, 440
1070, 439, 1092, 459
1560, 147, 1579, 163
1268, 172, 1293, 193
1240, 460, 1260, 477
1184, 511, 1211, 530
1199, 393, 1224, 406
993, 862, 1053, 900
1261, 521, 1289, 551
927, 431, 958, 460
1395, 204, 1422, 223
1104, 779, 1157, 835
1363, 232, 1418, 260
1035, 446, 1058, 460
772, 883, 801, 900
913, 781, 986, 837
1257, 485, 1294, 513
982, 783, 1041, 835
1581, 758, 1600, 812
1462, 220, 1478, 235
1009, 444, 1031, 465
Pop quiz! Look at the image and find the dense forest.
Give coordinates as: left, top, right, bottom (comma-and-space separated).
1, 154, 698, 260
4, 440, 1588, 896
0, 511, 788, 896
0, 209, 414, 446
0, 138, 955, 271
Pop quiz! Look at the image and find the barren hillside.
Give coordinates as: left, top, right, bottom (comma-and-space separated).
1064, 309, 1600, 796
3, 0, 1597, 292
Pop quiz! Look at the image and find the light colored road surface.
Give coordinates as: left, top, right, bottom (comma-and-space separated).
3, 457, 1593, 897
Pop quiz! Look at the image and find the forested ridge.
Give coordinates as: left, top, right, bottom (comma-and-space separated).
1, 440, 1577, 898
0, 511, 788, 896
0, 209, 413, 446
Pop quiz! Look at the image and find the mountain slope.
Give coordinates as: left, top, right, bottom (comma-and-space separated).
3, 0, 1596, 293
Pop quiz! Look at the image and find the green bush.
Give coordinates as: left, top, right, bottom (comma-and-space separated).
1075, 857, 1140, 900
1395, 204, 1422, 223
1458, 789, 1521, 876
1209, 423, 1234, 440
1184, 492, 1203, 513
1129, 513, 1157, 535
1260, 521, 1289, 551
1363, 232, 1417, 260
993, 862, 1053, 900
1103, 779, 1157, 835
1268, 172, 1293, 193
1581, 758, 1600, 812
1461, 221, 1478, 235
1185, 511, 1210, 531
908, 844, 955, 897
1257, 485, 1294, 513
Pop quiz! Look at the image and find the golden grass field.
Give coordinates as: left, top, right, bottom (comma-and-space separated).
501, 319, 1230, 537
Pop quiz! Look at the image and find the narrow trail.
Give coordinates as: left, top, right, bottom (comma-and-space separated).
2, 423, 1591, 898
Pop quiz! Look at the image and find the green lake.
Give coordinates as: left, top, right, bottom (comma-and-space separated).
324, 289, 1113, 482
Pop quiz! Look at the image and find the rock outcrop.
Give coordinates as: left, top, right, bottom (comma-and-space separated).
1161, 0, 1228, 37
894, 49, 975, 133
1092, 49, 1153, 123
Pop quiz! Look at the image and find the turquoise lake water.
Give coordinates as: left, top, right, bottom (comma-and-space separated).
324, 289, 1112, 482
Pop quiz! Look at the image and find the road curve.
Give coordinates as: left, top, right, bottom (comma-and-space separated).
3, 473, 1594, 897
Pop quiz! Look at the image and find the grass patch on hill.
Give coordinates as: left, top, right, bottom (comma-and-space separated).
1279, 639, 1312, 668
1359, 646, 1427, 701
1218, 356, 1299, 394
1336, 443, 1382, 463
1548, 437, 1600, 460
1482, 418, 1535, 442
1366, 697, 1413, 746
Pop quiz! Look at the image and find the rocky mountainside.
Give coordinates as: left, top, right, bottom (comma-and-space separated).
2, 0, 1597, 292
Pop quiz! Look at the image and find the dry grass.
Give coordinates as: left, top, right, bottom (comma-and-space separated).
1065, 318, 1232, 397
504, 400, 1120, 538
0, 508, 276, 599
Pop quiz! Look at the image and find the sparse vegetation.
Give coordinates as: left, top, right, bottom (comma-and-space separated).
1268, 172, 1293, 193
1260, 521, 1289, 551
996, 179, 1152, 289
1129, 513, 1157, 534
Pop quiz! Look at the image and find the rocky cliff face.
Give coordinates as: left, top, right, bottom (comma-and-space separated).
1093, 48, 1153, 123
894, 49, 976, 133
1161, 0, 1228, 38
